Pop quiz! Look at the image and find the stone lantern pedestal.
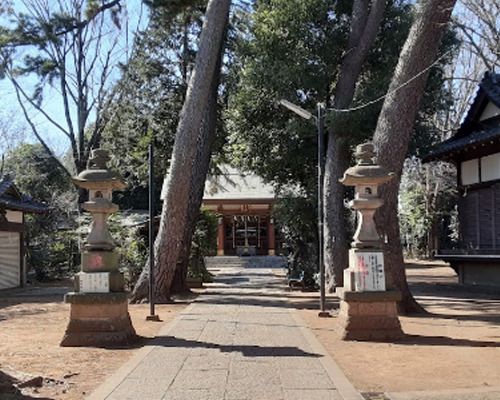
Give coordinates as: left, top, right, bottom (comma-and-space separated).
337, 143, 404, 341
61, 149, 137, 347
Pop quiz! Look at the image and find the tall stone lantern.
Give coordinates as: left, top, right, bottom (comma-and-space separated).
337, 142, 403, 341
61, 149, 137, 347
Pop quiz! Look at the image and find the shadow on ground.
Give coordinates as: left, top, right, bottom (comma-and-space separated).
148, 335, 322, 357
0, 371, 54, 400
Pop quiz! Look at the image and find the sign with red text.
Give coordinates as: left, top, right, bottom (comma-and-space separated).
351, 251, 385, 291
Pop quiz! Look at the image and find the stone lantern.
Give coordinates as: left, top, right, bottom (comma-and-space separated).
61, 149, 137, 347
337, 142, 403, 341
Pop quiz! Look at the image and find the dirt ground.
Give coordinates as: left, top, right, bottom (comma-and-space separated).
0, 282, 187, 400
298, 260, 500, 394
2, 262, 500, 399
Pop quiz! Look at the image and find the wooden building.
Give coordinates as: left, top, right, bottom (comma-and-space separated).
425, 72, 500, 287
0, 178, 48, 289
201, 166, 279, 256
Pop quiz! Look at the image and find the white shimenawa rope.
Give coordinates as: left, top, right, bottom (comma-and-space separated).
327, 50, 453, 114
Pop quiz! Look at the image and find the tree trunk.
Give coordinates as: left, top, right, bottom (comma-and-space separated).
171, 45, 223, 294
323, 0, 386, 290
372, 0, 457, 313
131, 0, 230, 302
323, 135, 350, 289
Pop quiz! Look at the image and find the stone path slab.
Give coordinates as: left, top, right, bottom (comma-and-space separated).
89, 267, 362, 400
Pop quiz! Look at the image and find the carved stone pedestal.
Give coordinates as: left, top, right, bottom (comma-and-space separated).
337, 290, 404, 341
61, 292, 137, 347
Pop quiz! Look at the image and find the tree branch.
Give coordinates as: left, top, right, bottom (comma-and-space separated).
11, 78, 71, 178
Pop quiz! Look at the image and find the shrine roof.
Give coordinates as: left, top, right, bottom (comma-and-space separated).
425, 71, 500, 162
203, 166, 276, 201
0, 178, 48, 214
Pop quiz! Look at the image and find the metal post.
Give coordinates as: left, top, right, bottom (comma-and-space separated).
146, 143, 160, 321
317, 104, 329, 317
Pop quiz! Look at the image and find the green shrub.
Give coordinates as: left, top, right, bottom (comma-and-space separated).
188, 209, 218, 282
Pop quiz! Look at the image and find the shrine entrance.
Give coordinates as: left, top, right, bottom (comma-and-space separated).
224, 215, 269, 256
200, 165, 280, 256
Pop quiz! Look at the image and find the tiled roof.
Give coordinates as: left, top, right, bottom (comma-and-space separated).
0, 178, 48, 214
0, 178, 16, 198
425, 124, 500, 161
481, 72, 500, 108
203, 165, 276, 201
425, 72, 500, 162
160, 165, 276, 202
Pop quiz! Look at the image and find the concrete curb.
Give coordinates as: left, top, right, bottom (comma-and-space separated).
290, 310, 363, 400
86, 303, 196, 400
387, 385, 500, 400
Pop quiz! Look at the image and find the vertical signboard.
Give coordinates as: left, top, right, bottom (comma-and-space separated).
351, 251, 385, 291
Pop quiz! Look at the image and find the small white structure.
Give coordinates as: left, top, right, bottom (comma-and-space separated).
0, 178, 47, 289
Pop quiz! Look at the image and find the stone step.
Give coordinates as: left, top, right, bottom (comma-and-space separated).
205, 256, 287, 269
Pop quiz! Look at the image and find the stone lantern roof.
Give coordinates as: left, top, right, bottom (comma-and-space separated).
73, 149, 126, 190
340, 143, 394, 186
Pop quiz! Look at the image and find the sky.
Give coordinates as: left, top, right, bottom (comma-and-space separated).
0, 0, 147, 155
0, 0, 492, 157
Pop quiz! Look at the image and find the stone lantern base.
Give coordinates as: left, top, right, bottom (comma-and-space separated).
60, 292, 137, 347
336, 290, 404, 341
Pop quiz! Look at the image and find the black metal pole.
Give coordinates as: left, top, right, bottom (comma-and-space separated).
317, 103, 329, 317
147, 142, 160, 321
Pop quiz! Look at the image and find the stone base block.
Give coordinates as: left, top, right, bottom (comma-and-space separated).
337, 290, 404, 341
60, 292, 137, 347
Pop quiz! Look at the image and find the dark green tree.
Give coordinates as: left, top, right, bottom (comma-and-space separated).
226, 0, 405, 287
3, 143, 78, 281
226, 0, 457, 290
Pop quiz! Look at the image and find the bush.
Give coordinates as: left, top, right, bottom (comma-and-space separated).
188, 209, 218, 282
274, 195, 319, 289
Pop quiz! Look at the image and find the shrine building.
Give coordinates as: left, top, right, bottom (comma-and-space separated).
201, 166, 280, 256
425, 71, 500, 288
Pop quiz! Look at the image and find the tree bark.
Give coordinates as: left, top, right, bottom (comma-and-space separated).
131, 0, 230, 302
372, 0, 457, 313
323, 0, 386, 290
171, 43, 223, 294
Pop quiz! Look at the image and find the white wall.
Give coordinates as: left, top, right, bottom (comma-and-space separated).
481, 153, 500, 182
461, 159, 480, 185
0, 232, 20, 289
6, 210, 23, 223
480, 101, 500, 121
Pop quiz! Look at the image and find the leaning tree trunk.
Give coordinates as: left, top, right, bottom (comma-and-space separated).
323, 0, 386, 290
372, 0, 457, 313
171, 50, 223, 294
131, 0, 231, 302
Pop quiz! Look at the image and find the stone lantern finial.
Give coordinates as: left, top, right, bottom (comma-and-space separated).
354, 142, 376, 165
87, 149, 110, 169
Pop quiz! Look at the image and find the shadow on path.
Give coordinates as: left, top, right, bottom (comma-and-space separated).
149, 336, 323, 358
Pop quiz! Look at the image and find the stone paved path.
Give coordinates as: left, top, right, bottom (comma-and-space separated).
89, 266, 361, 400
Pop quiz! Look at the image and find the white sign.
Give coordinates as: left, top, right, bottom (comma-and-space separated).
352, 252, 385, 292
79, 272, 110, 293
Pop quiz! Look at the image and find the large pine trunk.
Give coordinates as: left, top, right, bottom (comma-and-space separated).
372, 0, 457, 313
171, 52, 222, 294
323, 0, 386, 290
131, 0, 230, 302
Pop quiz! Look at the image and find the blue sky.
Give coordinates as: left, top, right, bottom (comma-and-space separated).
0, 0, 147, 155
